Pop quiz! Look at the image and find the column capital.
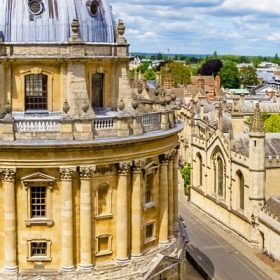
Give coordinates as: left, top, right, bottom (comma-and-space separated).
79, 166, 96, 180
159, 154, 169, 165
60, 167, 76, 181
117, 161, 132, 175
2, 168, 16, 182
132, 160, 145, 173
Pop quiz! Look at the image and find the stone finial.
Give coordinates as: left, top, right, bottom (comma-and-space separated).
4, 100, 13, 121
118, 99, 125, 111
70, 18, 80, 41
251, 103, 264, 133
117, 19, 125, 37
63, 99, 70, 114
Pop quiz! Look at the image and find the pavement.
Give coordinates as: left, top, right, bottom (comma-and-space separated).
178, 177, 280, 280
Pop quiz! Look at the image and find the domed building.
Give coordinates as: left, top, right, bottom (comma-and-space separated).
0, 0, 183, 279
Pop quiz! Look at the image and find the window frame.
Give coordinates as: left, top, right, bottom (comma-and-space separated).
25, 74, 48, 111
95, 234, 112, 257
95, 182, 113, 219
27, 239, 52, 262
144, 221, 156, 244
22, 172, 55, 227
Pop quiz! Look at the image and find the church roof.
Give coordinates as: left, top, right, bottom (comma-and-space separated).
264, 196, 280, 219
0, 0, 116, 43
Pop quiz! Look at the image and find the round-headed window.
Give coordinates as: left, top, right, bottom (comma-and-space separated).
90, 1, 98, 16
29, 0, 43, 15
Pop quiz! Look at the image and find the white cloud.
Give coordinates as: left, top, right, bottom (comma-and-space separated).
110, 0, 280, 55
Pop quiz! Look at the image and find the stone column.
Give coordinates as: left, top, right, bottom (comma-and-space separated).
3, 168, 18, 273
79, 166, 95, 270
60, 168, 75, 272
131, 160, 143, 257
168, 153, 174, 238
159, 154, 169, 243
116, 162, 131, 261
173, 150, 179, 226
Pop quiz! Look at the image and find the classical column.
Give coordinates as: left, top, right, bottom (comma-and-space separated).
168, 153, 174, 238
3, 168, 18, 273
116, 162, 131, 261
159, 154, 169, 243
131, 160, 143, 257
79, 166, 95, 270
173, 149, 179, 227
60, 167, 75, 272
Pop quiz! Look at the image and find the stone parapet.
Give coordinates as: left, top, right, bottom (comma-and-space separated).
0, 110, 178, 141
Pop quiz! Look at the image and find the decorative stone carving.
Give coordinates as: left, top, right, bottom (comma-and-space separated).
159, 154, 169, 164
251, 103, 264, 133
94, 165, 114, 175
2, 168, 16, 182
82, 101, 90, 116
79, 166, 95, 180
71, 18, 80, 41
60, 168, 75, 181
118, 99, 125, 111
117, 162, 131, 175
63, 99, 70, 114
117, 19, 125, 37
132, 160, 144, 172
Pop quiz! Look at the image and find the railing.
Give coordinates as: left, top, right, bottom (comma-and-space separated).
15, 120, 60, 132
141, 112, 161, 132
93, 117, 115, 130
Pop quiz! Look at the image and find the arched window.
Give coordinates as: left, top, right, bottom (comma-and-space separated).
196, 153, 203, 186
92, 73, 104, 109
25, 74, 48, 111
237, 171, 244, 210
96, 183, 112, 216
217, 157, 224, 196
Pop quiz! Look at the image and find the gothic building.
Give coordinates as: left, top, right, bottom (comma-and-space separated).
0, 1, 183, 279
180, 96, 280, 261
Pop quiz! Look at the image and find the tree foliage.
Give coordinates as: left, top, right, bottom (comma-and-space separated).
239, 66, 258, 86
143, 68, 156, 80
198, 59, 223, 76
264, 114, 280, 132
219, 61, 240, 89
161, 61, 191, 87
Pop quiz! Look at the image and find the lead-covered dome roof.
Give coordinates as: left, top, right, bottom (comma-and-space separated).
0, 0, 116, 43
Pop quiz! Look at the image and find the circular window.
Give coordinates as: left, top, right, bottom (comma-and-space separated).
29, 0, 43, 15
90, 2, 98, 16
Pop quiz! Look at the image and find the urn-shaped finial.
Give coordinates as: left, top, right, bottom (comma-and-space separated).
63, 99, 70, 114
117, 19, 125, 37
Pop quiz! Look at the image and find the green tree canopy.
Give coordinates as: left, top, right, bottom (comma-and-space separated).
264, 114, 280, 132
137, 61, 150, 74
219, 61, 240, 89
239, 66, 258, 86
198, 59, 223, 76
143, 68, 156, 80
161, 61, 191, 87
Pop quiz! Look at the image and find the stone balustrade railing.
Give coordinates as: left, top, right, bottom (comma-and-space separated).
0, 109, 178, 141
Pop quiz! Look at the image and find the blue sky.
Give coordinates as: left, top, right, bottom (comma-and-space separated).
110, 0, 280, 56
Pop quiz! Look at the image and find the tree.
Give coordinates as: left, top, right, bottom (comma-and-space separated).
137, 61, 150, 74
161, 61, 191, 87
156, 52, 163, 60
143, 68, 156, 80
264, 114, 280, 132
239, 66, 258, 86
198, 59, 223, 76
219, 61, 240, 89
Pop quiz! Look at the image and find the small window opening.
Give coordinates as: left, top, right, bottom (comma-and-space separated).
31, 242, 47, 257
146, 224, 154, 239
91, 2, 98, 15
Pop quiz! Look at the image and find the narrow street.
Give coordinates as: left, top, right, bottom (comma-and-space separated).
178, 188, 272, 280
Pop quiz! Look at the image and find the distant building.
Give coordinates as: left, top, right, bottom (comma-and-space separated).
179, 96, 280, 261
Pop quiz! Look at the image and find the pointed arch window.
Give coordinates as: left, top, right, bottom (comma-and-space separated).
217, 157, 224, 196
196, 153, 203, 186
237, 171, 245, 210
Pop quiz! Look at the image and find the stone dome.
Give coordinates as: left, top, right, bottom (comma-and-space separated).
0, 0, 116, 43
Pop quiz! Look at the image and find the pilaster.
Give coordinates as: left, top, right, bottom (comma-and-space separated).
79, 166, 95, 270
60, 167, 76, 272
131, 160, 144, 257
3, 168, 18, 273
116, 162, 131, 261
159, 154, 169, 243
168, 153, 174, 238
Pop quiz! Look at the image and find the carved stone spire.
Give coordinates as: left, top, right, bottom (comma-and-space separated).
251, 103, 264, 133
